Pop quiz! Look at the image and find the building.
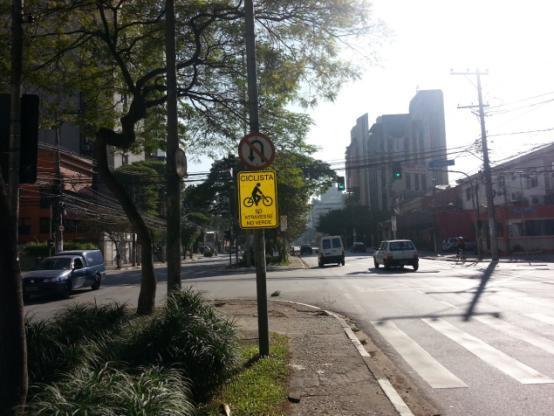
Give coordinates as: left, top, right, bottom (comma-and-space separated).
457, 142, 554, 254
297, 186, 345, 245
18, 143, 96, 245
345, 89, 449, 240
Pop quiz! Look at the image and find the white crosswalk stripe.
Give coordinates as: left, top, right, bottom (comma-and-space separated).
423, 318, 554, 384
526, 313, 554, 326
475, 315, 554, 355
372, 320, 467, 389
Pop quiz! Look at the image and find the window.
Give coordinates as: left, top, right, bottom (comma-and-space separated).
39, 218, 50, 234
422, 175, 427, 190
389, 241, 415, 250
415, 174, 420, 191
497, 175, 505, 189
322, 239, 331, 249
406, 173, 411, 190
73, 258, 84, 269
526, 170, 538, 188
466, 187, 472, 201
332, 238, 342, 248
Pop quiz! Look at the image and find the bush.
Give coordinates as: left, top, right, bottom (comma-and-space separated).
26, 303, 127, 384
27, 364, 194, 416
25, 289, 239, 412
110, 288, 239, 401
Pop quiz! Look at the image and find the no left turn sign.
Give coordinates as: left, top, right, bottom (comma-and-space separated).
238, 132, 275, 169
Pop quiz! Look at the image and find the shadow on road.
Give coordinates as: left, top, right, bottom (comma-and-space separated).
463, 260, 498, 321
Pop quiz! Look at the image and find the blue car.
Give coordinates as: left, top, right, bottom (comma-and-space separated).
23, 250, 105, 299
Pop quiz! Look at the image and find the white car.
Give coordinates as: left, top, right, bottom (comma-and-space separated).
373, 239, 419, 271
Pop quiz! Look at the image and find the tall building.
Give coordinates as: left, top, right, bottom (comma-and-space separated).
346, 89, 449, 214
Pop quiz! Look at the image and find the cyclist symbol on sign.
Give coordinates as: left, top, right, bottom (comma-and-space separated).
243, 183, 273, 207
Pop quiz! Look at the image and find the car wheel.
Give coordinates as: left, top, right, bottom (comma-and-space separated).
412, 262, 419, 272
373, 258, 379, 269
318, 259, 323, 268
341, 257, 345, 266
91, 273, 102, 290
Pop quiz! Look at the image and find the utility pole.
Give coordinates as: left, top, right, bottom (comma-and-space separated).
452, 69, 499, 260
165, 0, 181, 293
244, 0, 269, 357
55, 123, 64, 253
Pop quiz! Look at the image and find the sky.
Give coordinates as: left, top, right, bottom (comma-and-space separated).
192, 0, 554, 184
306, 0, 554, 183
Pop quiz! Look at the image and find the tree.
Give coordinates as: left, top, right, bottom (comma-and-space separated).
5, 0, 383, 314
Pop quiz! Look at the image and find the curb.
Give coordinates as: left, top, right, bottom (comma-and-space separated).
279, 300, 415, 416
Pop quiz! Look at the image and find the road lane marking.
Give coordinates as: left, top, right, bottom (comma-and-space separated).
423, 318, 554, 384
475, 316, 554, 355
526, 313, 554, 326
371, 320, 467, 389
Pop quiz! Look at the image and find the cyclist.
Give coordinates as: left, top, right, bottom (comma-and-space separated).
456, 236, 466, 261
251, 183, 263, 206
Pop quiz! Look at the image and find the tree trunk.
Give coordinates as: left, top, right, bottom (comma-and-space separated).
96, 133, 156, 315
0, 179, 27, 414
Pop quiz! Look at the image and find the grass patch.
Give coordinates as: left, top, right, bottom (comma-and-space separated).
199, 333, 289, 416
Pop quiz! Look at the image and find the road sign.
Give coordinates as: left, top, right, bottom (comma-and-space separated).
237, 170, 279, 229
429, 159, 455, 168
238, 132, 276, 169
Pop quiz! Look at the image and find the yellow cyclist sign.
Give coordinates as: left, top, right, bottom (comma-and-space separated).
238, 170, 279, 229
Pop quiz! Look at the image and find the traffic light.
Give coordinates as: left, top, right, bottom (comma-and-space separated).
0, 93, 39, 184
20, 94, 39, 184
392, 162, 402, 180
0, 94, 9, 182
337, 176, 345, 191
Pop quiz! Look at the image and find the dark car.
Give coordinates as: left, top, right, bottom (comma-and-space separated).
300, 245, 313, 255
22, 250, 105, 299
351, 242, 366, 253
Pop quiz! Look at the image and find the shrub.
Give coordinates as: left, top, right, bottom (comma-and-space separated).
26, 303, 127, 384
111, 288, 239, 401
27, 364, 194, 416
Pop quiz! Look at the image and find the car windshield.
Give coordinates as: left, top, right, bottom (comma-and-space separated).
332, 238, 342, 248
322, 240, 331, 249
389, 241, 415, 251
35, 258, 72, 270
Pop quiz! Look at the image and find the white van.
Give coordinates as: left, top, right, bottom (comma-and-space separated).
318, 236, 345, 267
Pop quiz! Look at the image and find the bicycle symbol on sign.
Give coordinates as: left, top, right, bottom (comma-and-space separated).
243, 183, 273, 207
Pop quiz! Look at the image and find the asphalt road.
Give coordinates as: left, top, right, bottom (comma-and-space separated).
25, 253, 554, 416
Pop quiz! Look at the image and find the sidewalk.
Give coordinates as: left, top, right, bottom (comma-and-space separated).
214, 299, 439, 416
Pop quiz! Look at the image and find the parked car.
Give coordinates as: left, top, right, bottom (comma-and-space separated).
351, 242, 367, 253
22, 249, 105, 299
318, 235, 345, 267
373, 240, 419, 271
300, 245, 313, 255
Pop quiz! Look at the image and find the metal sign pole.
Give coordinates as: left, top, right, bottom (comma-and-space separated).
244, 0, 269, 357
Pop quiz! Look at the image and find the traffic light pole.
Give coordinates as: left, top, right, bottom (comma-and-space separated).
244, 0, 269, 357
1, 0, 28, 412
